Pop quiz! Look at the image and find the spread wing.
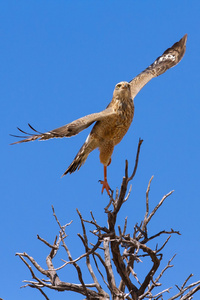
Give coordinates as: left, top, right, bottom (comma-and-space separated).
11, 107, 116, 145
129, 34, 187, 99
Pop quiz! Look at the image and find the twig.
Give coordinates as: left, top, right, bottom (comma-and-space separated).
155, 236, 171, 253
16, 252, 47, 276
52, 205, 73, 232
29, 285, 50, 300
37, 235, 58, 250
93, 254, 109, 288
77, 209, 109, 298
181, 273, 193, 290
128, 138, 143, 182
168, 280, 200, 300
146, 190, 174, 225
147, 229, 181, 243
16, 253, 48, 287
144, 176, 154, 221
123, 217, 128, 236
61, 233, 90, 299
137, 243, 160, 296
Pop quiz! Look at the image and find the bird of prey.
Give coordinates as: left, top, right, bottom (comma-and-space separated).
11, 34, 187, 196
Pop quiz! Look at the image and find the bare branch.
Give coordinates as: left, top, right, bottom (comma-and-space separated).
16, 254, 50, 289
180, 273, 194, 291
77, 209, 109, 298
122, 217, 128, 236
103, 237, 118, 295
128, 138, 143, 182
37, 235, 58, 250
180, 284, 200, 300
54, 237, 102, 271
156, 235, 171, 253
151, 287, 172, 299
92, 254, 110, 289
144, 176, 154, 221
29, 285, 50, 300
61, 235, 90, 299
52, 205, 73, 232
168, 279, 200, 300
147, 229, 181, 243
138, 243, 160, 296
16, 252, 47, 276
146, 190, 174, 225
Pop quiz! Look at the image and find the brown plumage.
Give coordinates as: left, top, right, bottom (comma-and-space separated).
11, 34, 187, 195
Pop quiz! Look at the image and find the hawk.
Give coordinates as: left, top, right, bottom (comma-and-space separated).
11, 34, 187, 196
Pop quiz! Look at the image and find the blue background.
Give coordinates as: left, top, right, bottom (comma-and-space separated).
1, 1, 200, 299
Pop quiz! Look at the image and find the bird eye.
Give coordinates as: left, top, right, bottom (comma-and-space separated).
116, 84, 121, 89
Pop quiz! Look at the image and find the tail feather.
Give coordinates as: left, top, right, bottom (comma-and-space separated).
62, 138, 94, 176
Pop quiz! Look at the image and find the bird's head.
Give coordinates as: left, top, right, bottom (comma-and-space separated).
113, 81, 131, 99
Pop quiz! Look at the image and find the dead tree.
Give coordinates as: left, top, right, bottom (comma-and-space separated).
15, 140, 200, 299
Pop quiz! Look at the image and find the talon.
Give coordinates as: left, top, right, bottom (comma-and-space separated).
99, 179, 111, 196
99, 165, 111, 196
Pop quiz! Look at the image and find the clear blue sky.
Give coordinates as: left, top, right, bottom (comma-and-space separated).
1, 1, 200, 299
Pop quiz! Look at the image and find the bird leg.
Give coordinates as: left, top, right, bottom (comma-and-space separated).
99, 159, 111, 196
